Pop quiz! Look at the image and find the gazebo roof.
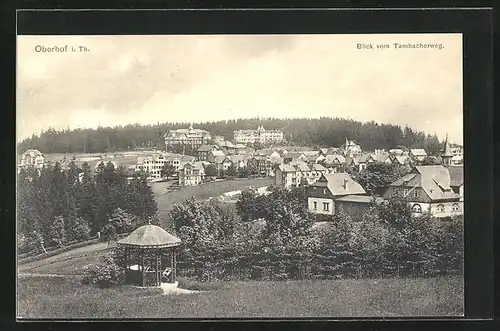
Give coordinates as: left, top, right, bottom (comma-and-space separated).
117, 224, 182, 248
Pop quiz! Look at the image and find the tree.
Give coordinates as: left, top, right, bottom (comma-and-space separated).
238, 166, 250, 178
421, 156, 439, 165
225, 164, 238, 178
260, 186, 313, 244
125, 173, 158, 218
204, 164, 218, 178
354, 163, 410, 196
313, 211, 356, 278
48, 216, 66, 247
247, 163, 259, 176
77, 162, 100, 233
64, 194, 91, 242
236, 190, 263, 222
161, 163, 175, 179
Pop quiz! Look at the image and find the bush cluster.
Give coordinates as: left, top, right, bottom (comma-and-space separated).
82, 256, 124, 288
175, 192, 463, 282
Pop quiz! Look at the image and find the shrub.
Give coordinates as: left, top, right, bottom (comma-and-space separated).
82, 256, 124, 288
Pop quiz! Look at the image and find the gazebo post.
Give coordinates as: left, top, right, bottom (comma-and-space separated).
124, 247, 128, 284
156, 248, 161, 286
170, 250, 174, 283
173, 248, 177, 283
142, 249, 145, 287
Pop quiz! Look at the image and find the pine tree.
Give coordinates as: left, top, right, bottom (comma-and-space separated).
48, 216, 66, 247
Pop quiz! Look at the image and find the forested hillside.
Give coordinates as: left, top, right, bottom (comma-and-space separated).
18, 117, 444, 155
17, 162, 158, 254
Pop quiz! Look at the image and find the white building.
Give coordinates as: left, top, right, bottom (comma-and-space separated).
164, 124, 212, 151
178, 162, 205, 186
233, 126, 284, 145
18, 149, 45, 170
409, 149, 428, 162
275, 162, 328, 188
383, 165, 463, 218
136, 153, 167, 179
340, 138, 363, 157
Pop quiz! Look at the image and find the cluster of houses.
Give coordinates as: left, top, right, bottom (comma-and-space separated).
18, 125, 464, 220
306, 164, 464, 220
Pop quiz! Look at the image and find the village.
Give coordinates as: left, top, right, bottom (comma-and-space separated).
19, 124, 464, 222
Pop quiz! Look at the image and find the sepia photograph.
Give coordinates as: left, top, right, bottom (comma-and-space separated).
17, 33, 464, 319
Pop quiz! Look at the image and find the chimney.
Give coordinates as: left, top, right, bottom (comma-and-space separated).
343, 178, 348, 190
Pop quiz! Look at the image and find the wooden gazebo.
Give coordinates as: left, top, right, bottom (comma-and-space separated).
117, 223, 182, 287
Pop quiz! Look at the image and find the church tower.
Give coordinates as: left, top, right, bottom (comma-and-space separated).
441, 133, 453, 166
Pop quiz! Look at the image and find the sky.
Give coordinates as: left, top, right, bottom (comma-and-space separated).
17, 34, 463, 144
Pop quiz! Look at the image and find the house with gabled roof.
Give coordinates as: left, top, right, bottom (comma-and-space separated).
164, 125, 211, 151
197, 144, 219, 161
340, 138, 363, 157
319, 148, 329, 156
178, 161, 205, 186
383, 165, 462, 218
321, 154, 346, 173
306, 173, 373, 219
207, 150, 226, 163
345, 154, 362, 171
248, 153, 283, 177
409, 149, 428, 162
19, 149, 45, 170
283, 152, 308, 164
275, 161, 328, 188
227, 154, 246, 169
390, 154, 412, 166
255, 149, 281, 158
447, 165, 464, 202
356, 151, 392, 171
307, 153, 325, 164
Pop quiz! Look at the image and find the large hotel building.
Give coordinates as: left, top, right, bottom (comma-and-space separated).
233, 126, 284, 145
164, 125, 212, 151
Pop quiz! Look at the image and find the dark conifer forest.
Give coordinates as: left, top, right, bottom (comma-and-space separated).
18, 117, 445, 155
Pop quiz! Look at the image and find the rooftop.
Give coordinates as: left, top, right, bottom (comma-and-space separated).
117, 224, 182, 248
310, 173, 366, 196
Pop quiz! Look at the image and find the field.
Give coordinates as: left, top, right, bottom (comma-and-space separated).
151, 177, 274, 219
17, 275, 464, 319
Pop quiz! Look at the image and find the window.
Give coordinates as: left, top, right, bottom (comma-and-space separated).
452, 203, 460, 212
323, 188, 328, 195
403, 189, 409, 197
313, 201, 317, 210
437, 204, 445, 213
412, 204, 422, 213
413, 190, 419, 198
323, 202, 330, 211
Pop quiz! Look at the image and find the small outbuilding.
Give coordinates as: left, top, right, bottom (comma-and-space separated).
117, 223, 181, 287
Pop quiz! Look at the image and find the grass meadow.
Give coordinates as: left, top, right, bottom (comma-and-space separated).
17, 275, 463, 319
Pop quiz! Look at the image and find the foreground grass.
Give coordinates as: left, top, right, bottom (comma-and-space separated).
17, 275, 463, 319
153, 178, 273, 219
